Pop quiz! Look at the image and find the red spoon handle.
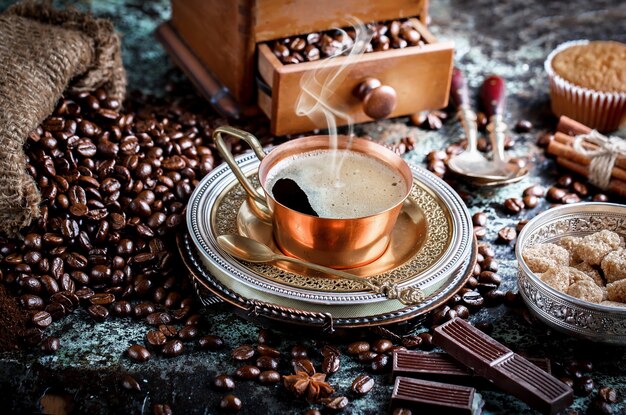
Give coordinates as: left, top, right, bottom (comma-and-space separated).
479, 75, 506, 118
450, 67, 470, 110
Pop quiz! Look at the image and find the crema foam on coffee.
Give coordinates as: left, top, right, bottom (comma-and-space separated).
265, 150, 407, 218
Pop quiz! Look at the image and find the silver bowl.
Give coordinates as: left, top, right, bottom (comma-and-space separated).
516, 203, 626, 345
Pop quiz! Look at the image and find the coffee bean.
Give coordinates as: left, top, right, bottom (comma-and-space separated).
112, 300, 132, 316
162, 339, 184, 357
370, 339, 393, 353
516, 219, 529, 233
504, 198, 525, 214
353, 350, 377, 363
159, 325, 178, 338
256, 356, 278, 370
321, 344, 340, 357
322, 396, 349, 411
351, 374, 375, 396
20, 294, 44, 310
257, 344, 280, 358
575, 376, 594, 396
232, 345, 255, 361
537, 133, 554, 147
598, 387, 618, 403
463, 291, 484, 308
146, 312, 172, 326
90, 292, 115, 305
453, 304, 470, 319
235, 365, 260, 380
547, 186, 566, 202
214, 374, 235, 390
572, 181, 589, 197
146, 330, 167, 347
497, 227, 517, 243
177, 325, 198, 341
400, 335, 422, 349
559, 376, 575, 388
557, 175, 573, 188
219, 395, 242, 412
347, 341, 370, 355
593, 194, 609, 202
88, 304, 109, 321
41, 336, 60, 353
370, 353, 389, 372
32, 310, 52, 328
482, 257, 499, 272
292, 358, 316, 376
121, 374, 142, 392
258, 370, 280, 385
152, 403, 172, 415
472, 212, 487, 227
514, 119, 533, 133
127, 344, 151, 362
291, 344, 308, 358
478, 244, 495, 258
322, 353, 341, 374
199, 335, 224, 350
562, 193, 581, 204
523, 184, 545, 198
473, 226, 487, 240
484, 289, 506, 305
523, 194, 539, 209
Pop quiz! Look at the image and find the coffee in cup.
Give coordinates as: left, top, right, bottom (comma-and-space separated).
265, 149, 408, 218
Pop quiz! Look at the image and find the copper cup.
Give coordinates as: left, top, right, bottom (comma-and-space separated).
214, 126, 413, 269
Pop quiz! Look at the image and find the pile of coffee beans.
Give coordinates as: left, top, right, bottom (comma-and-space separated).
269, 17, 428, 65
0, 87, 267, 352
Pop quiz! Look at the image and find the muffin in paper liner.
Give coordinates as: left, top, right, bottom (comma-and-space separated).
545, 40, 626, 133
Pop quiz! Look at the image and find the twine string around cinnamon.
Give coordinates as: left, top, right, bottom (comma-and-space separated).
573, 130, 626, 190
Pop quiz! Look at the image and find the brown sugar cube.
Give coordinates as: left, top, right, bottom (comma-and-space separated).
601, 248, 626, 283
573, 262, 605, 287
523, 243, 570, 273
600, 300, 626, 308
575, 230, 623, 266
559, 236, 582, 264
567, 278, 604, 303
539, 267, 572, 292
607, 279, 626, 303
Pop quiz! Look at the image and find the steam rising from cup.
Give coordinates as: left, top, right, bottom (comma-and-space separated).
295, 19, 374, 185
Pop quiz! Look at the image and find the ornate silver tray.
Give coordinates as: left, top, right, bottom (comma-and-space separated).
516, 203, 626, 345
179, 232, 477, 331
186, 152, 473, 305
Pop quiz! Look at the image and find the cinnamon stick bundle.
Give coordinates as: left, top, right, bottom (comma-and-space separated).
546, 116, 626, 198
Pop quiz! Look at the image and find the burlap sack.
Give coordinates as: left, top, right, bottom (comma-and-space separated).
0, 0, 126, 236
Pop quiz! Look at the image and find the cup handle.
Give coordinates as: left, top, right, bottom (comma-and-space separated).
213, 126, 268, 202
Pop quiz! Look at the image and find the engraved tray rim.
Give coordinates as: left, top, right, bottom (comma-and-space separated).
516, 202, 626, 345
179, 232, 478, 329
186, 151, 473, 305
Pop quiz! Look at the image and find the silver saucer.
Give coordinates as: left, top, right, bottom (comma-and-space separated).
186, 151, 473, 305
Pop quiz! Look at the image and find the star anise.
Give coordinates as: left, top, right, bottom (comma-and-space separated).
283, 371, 334, 402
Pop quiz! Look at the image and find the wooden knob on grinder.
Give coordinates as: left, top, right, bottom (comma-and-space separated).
354, 78, 397, 119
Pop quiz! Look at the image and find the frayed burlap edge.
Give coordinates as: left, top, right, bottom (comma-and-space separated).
6, 0, 126, 100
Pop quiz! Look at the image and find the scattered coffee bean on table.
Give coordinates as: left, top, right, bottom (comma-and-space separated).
351, 374, 375, 395
214, 375, 235, 391
219, 395, 242, 412
127, 344, 151, 362
121, 374, 142, 392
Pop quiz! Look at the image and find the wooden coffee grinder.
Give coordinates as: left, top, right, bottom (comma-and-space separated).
157, 0, 454, 135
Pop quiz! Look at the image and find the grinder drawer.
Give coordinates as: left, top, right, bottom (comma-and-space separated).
257, 22, 454, 136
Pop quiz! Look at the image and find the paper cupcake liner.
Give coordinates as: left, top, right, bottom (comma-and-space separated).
545, 40, 626, 133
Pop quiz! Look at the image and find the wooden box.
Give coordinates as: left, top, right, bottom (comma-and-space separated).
160, 0, 454, 135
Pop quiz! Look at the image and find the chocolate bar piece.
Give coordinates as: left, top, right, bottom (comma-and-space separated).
392, 350, 552, 384
391, 376, 484, 415
433, 318, 573, 415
